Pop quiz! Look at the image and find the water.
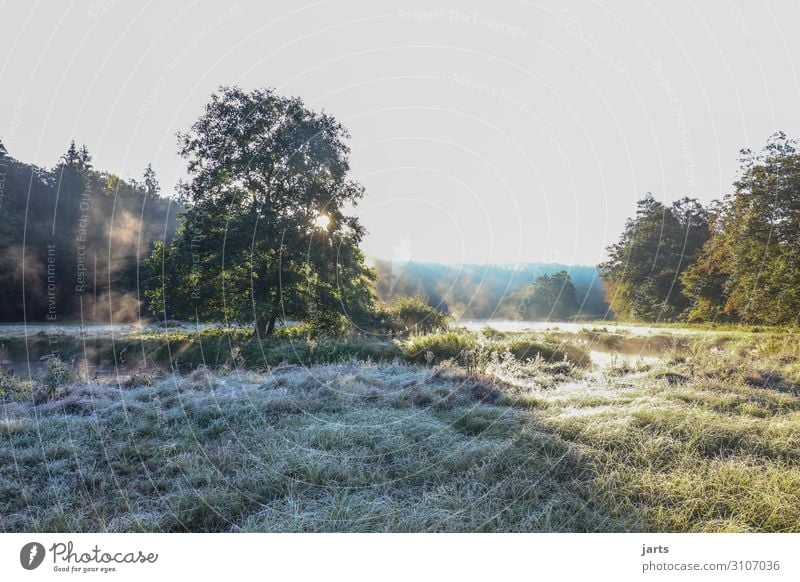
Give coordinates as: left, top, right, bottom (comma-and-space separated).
0, 319, 706, 338
455, 320, 674, 368
0, 321, 240, 338
455, 319, 707, 336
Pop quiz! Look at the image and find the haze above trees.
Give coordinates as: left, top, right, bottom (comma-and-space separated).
0, 139, 179, 323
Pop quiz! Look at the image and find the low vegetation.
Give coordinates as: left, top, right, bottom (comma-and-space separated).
1, 327, 798, 532
401, 328, 591, 369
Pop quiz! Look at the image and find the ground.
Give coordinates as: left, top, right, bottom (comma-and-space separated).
0, 325, 799, 532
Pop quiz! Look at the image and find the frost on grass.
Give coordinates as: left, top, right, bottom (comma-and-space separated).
0, 362, 611, 532
1, 330, 800, 532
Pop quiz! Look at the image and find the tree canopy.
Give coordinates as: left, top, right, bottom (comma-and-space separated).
599, 194, 709, 321
602, 132, 800, 325
145, 86, 375, 335
0, 141, 177, 322
682, 132, 800, 324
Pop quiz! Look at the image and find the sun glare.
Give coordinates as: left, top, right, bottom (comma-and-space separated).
314, 214, 330, 230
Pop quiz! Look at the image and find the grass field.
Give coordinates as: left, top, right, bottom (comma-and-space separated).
1, 326, 799, 532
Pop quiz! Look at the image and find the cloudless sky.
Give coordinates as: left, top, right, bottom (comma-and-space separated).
2, 0, 799, 266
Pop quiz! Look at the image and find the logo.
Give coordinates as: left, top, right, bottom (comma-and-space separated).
20, 542, 46, 570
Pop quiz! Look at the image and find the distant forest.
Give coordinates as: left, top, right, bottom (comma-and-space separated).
372, 260, 608, 319
0, 140, 180, 322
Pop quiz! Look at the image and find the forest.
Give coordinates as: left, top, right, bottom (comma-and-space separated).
0, 139, 179, 322
0, 87, 607, 329
3, 122, 799, 330
600, 132, 800, 326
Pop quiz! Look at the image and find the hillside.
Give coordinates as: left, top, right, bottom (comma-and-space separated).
372, 259, 608, 319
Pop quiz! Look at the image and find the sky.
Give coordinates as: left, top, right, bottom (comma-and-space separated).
2, 0, 799, 266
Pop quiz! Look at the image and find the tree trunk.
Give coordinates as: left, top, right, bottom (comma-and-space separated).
254, 314, 269, 338
266, 315, 277, 336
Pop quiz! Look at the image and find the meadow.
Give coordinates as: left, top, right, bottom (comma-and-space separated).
1, 325, 799, 532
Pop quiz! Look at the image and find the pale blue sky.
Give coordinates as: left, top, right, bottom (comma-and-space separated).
2, 0, 799, 265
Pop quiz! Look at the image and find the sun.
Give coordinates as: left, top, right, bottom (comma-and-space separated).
313, 214, 330, 230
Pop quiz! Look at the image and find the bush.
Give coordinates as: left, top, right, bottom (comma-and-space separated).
402, 330, 477, 365
40, 355, 76, 399
496, 337, 591, 367
238, 334, 401, 368
402, 330, 591, 369
272, 322, 315, 340
0, 367, 23, 399
385, 296, 450, 334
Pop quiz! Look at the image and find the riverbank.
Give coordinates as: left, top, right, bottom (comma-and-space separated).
1, 320, 794, 381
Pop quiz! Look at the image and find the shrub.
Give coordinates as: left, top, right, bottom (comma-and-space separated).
402, 330, 591, 369
0, 367, 23, 399
40, 355, 76, 399
386, 296, 450, 334
273, 322, 315, 340
402, 330, 477, 365
497, 337, 591, 367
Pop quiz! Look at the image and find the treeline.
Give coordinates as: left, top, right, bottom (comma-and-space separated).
0, 139, 180, 322
372, 259, 608, 319
600, 132, 800, 325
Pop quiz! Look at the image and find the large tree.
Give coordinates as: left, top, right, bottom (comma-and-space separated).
680, 200, 732, 321
684, 133, 800, 324
599, 194, 709, 321
145, 86, 375, 335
